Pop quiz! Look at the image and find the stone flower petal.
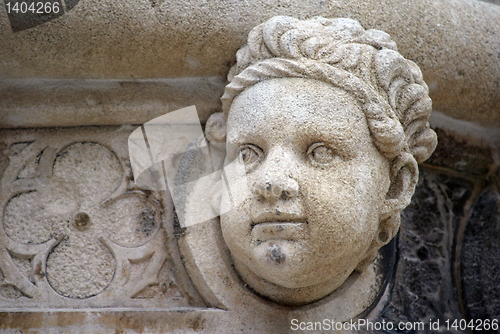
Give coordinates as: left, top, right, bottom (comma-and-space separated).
97, 194, 160, 248
42, 142, 124, 298
3, 141, 156, 299
3, 183, 78, 245
46, 230, 115, 299
52, 142, 123, 205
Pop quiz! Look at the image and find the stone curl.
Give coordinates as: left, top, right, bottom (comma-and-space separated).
221, 16, 437, 163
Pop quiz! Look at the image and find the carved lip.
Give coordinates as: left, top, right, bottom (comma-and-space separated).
252, 222, 307, 241
251, 213, 307, 241
251, 212, 306, 225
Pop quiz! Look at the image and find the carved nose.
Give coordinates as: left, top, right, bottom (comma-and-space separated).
253, 176, 299, 201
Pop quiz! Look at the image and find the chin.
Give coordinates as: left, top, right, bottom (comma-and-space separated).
242, 241, 331, 289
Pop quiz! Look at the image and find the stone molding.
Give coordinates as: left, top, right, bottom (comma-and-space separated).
1, 0, 500, 126
0, 77, 225, 129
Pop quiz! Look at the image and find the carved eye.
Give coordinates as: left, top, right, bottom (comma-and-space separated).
238, 145, 262, 165
307, 143, 336, 164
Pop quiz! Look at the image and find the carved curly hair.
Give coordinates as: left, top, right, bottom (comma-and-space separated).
221, 16, 437, 164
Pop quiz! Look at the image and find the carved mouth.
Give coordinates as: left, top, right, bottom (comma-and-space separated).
252, 221, 307, 241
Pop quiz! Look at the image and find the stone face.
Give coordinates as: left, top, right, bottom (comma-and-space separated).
221, 79, 393, 305
196, 15, 437, 307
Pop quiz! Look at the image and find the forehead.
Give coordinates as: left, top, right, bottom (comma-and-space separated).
226, 78, 370, 144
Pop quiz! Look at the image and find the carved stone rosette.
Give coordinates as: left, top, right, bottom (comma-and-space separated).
0, 127, 198, 309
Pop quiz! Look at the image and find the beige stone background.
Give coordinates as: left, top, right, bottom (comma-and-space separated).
0, 0, 500, 128
0, 0, 499, 333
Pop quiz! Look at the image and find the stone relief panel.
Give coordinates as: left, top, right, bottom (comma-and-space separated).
0, 14, 498, 334
0, 127, 202, 309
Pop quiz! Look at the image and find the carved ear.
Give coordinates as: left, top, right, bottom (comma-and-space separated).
355, 152, 418, 272
378, 152, 418, 245
382, 152, 419, 219
205, 112, 227, 171
205, 112, 226, 144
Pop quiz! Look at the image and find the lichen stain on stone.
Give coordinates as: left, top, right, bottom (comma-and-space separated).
187, 314, 206, 331
266, 244, 286, 264
0, 312, 86, 329
97, 312, 207, 333
137, 209, 156, 236
34, 261, 45, 280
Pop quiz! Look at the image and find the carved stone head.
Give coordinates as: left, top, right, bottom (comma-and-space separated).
206, 16, 437, 305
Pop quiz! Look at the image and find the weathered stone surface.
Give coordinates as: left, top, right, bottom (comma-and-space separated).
0, 309, 233, 333
0, 120, 497, 333
0, 77, 225, 128
0, 6, 499, 331
1, 0, 500, 127
460, 187, 500, 323
481, 0, 500, 5
379, 169, 473, 332
425, 128, 495, 176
